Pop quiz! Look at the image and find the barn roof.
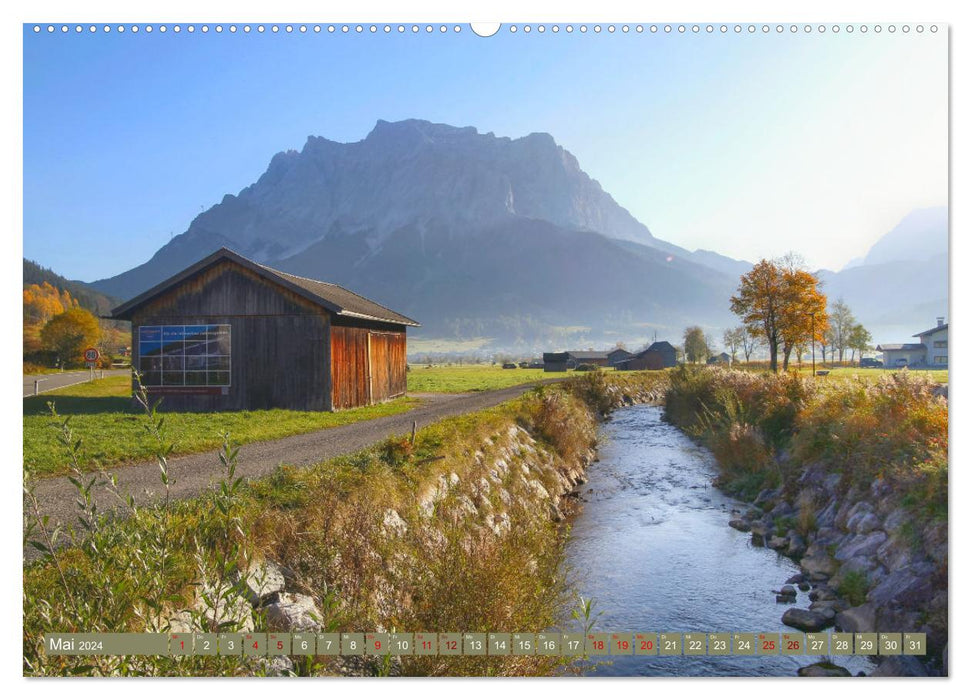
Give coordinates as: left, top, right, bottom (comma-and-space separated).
110, 248, 420, 326
566, 350, 609, 361
643, 341, 676, 355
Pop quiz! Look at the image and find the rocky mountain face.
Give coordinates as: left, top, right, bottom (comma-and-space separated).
90, 119, 742, 347
818, 206, 948, 344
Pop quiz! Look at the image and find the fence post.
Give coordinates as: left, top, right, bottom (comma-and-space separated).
34, 379, 40, 396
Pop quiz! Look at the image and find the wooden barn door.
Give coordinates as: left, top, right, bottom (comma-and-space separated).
367, 332, 405, 403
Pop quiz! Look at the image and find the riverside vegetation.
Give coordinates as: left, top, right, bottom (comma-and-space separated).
663, 366, 948, 675
23, 371, 668, 677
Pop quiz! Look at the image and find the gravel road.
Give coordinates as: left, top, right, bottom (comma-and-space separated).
25, 382, 552, 562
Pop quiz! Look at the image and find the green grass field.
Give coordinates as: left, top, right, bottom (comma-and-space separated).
24, 375, 419, 477
406, 364, 562, 393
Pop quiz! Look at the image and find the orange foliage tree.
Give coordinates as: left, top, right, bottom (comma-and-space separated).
39, 307, 101, 367
730, 256, 828, 372
23, 283, 79, 355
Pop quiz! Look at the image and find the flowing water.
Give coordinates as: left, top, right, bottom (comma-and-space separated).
564, 404, 874, 676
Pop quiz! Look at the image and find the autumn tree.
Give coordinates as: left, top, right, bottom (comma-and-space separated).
730, 256, 828, 372
683, 326, 709, 364
40, 307, 101, 367
23, 283, 78, 355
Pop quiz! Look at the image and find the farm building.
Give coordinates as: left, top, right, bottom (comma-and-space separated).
110, 248, 419, 411
607, 348, 634, 366
565, 351, 610, 368
542, 350, 611, 371
543, 352, 570, 372
707, 352, 732, 365
616, 341, 679, 371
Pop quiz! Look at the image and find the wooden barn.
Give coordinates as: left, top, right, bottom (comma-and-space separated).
110, 248, 419, 411
616, 341, 679, 371
543, 352, 570, 372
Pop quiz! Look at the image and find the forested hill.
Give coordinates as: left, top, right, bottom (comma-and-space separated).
24, 258, 121, 317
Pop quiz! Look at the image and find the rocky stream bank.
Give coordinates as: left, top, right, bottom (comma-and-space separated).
728, 461, 947, 676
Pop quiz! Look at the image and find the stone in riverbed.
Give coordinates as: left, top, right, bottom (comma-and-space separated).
782, 607, 834, 632
798, 662, 851, 677
787, 533, 807, 558
835, 603, 877, 633
800, 552, 839, 577
870, 655, 929, 677
729, 518, 751, 532
768, 535, 789, 550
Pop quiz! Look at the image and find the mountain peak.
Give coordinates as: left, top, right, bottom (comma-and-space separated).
365, 118, 480, 143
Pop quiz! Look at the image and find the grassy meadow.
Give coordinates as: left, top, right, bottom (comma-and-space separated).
406, 364, 559, 393
24, 375, 419, 477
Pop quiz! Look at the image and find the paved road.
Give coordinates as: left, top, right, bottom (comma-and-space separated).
23, 369, 130, 397
24, 382, 555, 562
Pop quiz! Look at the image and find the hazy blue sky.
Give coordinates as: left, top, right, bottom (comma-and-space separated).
23, 24, 947, 280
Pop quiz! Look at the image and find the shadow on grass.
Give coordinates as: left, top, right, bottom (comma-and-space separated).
23, 394, 134, 416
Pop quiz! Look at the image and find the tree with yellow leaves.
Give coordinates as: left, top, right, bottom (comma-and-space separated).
730, 255, 828, 372
39, 307, 101, 367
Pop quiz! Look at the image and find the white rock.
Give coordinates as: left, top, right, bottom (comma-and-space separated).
382, 509, 409, 538
239, 560, 287, 605
265, 592, 323, 632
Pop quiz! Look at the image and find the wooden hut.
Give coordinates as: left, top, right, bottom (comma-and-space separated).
110, 248, 419, 411
616, 341, 679, 371
543, 352, 570, 372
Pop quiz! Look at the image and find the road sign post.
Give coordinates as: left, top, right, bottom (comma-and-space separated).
83, 348, 101, 376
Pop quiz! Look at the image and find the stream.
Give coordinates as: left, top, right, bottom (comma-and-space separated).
564, 404, 875, 676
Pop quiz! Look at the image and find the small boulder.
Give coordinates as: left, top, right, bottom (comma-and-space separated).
798, 662, 851, 677
768, 535, 789, 550
239, 560, 287, 606
265, 592, 323, 632
782, 607, 834, 632
870, 655, 929, 677
835, 603, 878, 633
801, 552, 840, 577
729, 518, 751, 532
786, 533, 808, 558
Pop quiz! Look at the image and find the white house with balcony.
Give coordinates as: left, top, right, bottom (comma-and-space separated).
877, 317, 948, 368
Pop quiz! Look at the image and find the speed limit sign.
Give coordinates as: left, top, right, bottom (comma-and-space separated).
83, 347, 100, 364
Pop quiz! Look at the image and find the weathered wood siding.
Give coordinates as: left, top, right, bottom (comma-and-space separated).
130, 261, 330, 411
330, 326, 370, 410
331, 319, 407, 410
368, 331, 407, 402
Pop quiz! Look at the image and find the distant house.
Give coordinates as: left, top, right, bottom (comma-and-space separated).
707, 352, 731, 365
615, 341, 679, 371
542, 350, 611, 371
543, 352, 570, 372
876, 317, 948, 368
565, 351, 610, 368
607, 348, 634, 367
